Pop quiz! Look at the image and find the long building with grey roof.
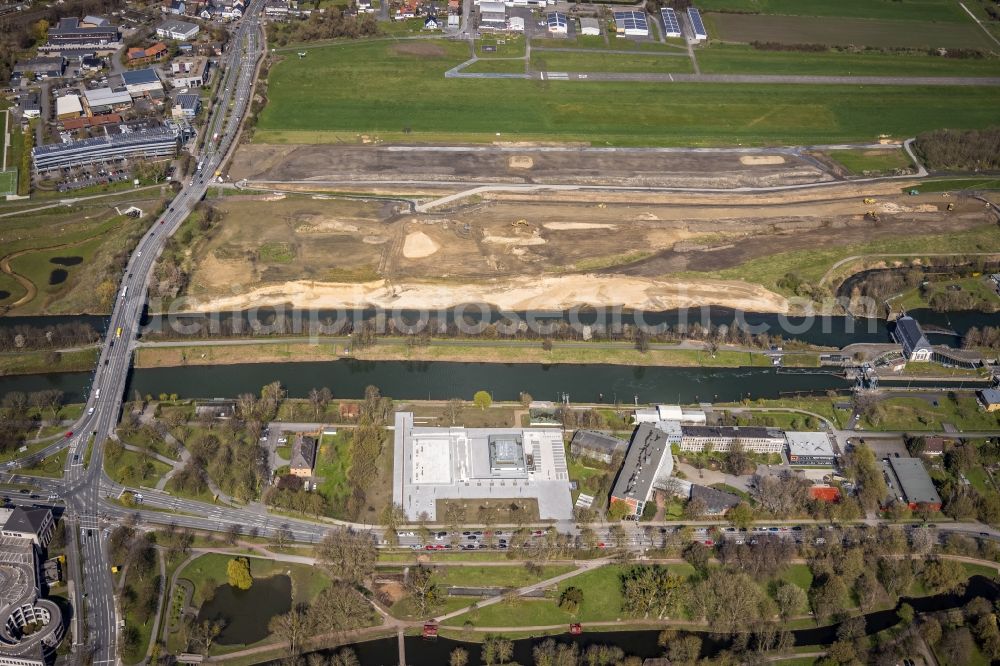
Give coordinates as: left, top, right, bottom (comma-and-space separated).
609, 423, 676, 518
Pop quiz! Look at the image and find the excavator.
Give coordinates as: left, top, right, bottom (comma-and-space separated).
865, 210, 881, 223
863, 198, 877, 204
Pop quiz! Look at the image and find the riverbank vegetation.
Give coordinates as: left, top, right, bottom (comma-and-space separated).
0, 347, 97, 376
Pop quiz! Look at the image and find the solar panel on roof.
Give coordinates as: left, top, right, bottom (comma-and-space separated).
687, 7, 706, 37
660, 7, 680, 36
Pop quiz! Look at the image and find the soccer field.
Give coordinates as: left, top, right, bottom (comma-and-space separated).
257, 40, 1000, 147
0, 170, 16, 196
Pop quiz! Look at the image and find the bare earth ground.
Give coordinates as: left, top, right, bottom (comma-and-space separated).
228, 145, 835, 189
180, 188, 990, 314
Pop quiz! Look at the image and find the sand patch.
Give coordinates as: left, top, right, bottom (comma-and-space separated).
482, 235, 547, 246
187, 274, 790, 314
740, 155, 786, 166
402, 231, 441, 258
295, 218, 360, 234
508, 156, 534, 169
878, 202, 938, 214
392, 42, 447, 57
544, 222, 617, 230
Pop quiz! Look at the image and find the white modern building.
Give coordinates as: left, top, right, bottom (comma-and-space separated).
613, 10, 648, 37
785, 431, 837, 466
679, 425, 786, 454
392, 412, 573, 521
156, 19, 201, 41
580, 17, 600, 36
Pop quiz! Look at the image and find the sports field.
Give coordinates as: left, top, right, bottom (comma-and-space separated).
708, 13, 996, 49
0, 170, 16, 196
256, 40, 1000, 146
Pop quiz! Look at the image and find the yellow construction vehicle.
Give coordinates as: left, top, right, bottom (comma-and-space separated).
865, 210, 881, 223
863, 198, 877, 204
511, 219, 529, 230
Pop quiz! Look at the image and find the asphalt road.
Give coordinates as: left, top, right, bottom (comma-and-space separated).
4, 3, 269, 663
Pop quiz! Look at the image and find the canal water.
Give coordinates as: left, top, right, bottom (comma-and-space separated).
0, 361, 851, 404
288, 576, 999, 666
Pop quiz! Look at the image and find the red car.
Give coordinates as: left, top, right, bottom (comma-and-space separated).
65, 431, 73, 438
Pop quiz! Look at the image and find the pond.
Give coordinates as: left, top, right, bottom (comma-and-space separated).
0, 291, 9, 300
48, 269, 68, 285
196, 574, 292, 646
49, 256, 84, 266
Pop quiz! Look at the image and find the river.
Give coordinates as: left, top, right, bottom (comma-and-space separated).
288, 575, 999, 666
0, 360, 852, 404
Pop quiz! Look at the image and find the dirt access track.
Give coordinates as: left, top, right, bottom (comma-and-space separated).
228, 144, 837, 189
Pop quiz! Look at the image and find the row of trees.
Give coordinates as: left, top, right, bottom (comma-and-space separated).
964, 325, 1000, 350
342, 386, 392, 520
1, 389, 66, 454
0, 321, 99, 351
914, 127, 1000, 171
267, 7, 378, 47
109, 525, 160, 659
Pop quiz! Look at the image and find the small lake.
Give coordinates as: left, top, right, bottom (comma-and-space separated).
196, 574, 292, 646
49, 256, 83, 267
48, 269, 68, 285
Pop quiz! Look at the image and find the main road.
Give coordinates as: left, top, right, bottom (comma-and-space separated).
19, 1, 269, 662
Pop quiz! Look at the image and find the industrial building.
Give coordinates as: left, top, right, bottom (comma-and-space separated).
392, 412, 573, 521
478, 1, 508, 30
892, 315, 933, 362
881, 456, 942, 510
55, 95, 83, 120
570, 430, 626, 465
613, 11, 648, 37
580, 17, 600, 36
609, 423, 676, 518
83, 87, 133, 115
679, 425, 786, 454
546, 12, 567, 34
32, 123, 180, 172
633, 405, 706, 425
172, 93, 202, 119
44, 17, 119, 49
121, 68, 164, 98
785, 431, 837, 466
687, 7, 707, 40
11, 57, 65, 81
660, 7, 681, 38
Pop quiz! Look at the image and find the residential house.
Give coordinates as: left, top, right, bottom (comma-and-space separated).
423, 15, 439, 29
570, 430, 626, 465
689, 484, 740, 515
339, 402, 360, 420
163, 0, 187, 15
80, 55, 104, 71
289, 434, 318, 477
978, 388, 1000, 412
21, 93, 42, 119
127, 42, 169, 66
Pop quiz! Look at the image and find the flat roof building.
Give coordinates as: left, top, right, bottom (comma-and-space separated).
121, 68, 163, 97
893, 315, 933, 362
478, 1, 507, 30
609, 423, 675, 518
156, 19, 201, 41
687, 7, 707, 40
55, 95, 83, 120
680, 425, 785, 454
660, 7, 681, 38
570, 430, 626, 465
882, 456, 942, 510
83, 86, 133, 114
786, 431, 837, 466
172, 93, 202, 119
46, 17, 119, 46
546, 12, 567, 34
393, 412, 573, 521
580, 17, 600, 36
32, 123, 180, 172
12, 57, 65, 80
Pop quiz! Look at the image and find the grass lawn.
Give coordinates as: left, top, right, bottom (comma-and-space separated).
698, 44, 1000, 78
0, 348, 98, 376
695, 0, 970, 22
708, 13, 996, 50
314, 430, 352, 510
706, 224, 1000, 295
390, 596, 472, 620
865, 396, 1000, 431
0, 169, 16, 197
895, 276, 1000, 313
104, 449, 173, 488
965, 466, 994, 494
777, 564, 814, 592
825, 147, 915, 175
529, 51, 695, 73
960, 561, 998, 579
433, 564, 576, 588
178, 553, 332, 608
717, 395, 846, 427
255, 39, 1000, 146
477, 35, 525, 58
907, 178, 1000, 193
22, 448, 67, 478
461, 59, 526, 74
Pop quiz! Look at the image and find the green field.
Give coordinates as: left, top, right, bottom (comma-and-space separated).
696, 0, 971, 22
461, 59, 527, 74
864, 396, 1000, 431
433, 564, 576, 588
257, 40, 1000, 146
0, 170, 15, 197
697, 44, 1000, 77
314, 430, 352, 509
824, 147, 915, 175
530, 51, 695, 73
708, 13, 997, 50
